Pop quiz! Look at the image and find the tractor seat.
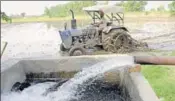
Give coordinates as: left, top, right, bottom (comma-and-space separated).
91, 23, 100, 27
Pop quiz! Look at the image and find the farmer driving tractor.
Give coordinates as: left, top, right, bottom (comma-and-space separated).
99, 10, 107, 30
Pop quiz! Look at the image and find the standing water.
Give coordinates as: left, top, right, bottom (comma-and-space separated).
1, 56, 134, 101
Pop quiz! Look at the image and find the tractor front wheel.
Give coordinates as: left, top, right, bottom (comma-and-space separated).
60, 43, 66, 51
69, 47, 86, 56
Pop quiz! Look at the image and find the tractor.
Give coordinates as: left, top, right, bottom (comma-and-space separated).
59, 5, 148, 56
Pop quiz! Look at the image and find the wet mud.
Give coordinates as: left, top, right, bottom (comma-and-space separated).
1, 20, 175, 62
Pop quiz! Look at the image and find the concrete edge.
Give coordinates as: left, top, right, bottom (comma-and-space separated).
129, 72, 160, 101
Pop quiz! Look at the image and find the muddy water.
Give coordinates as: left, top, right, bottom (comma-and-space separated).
1, 22, 62, 62
1, 19, 175, 61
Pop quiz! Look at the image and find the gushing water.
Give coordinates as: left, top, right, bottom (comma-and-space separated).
1, 56, 134, 101
2, 82, 56, 101
47, 56, 134, 101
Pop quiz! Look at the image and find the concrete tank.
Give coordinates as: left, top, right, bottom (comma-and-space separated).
1, 54, 160, 101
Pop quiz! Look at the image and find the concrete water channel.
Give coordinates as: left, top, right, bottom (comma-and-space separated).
1, 55, 162, 101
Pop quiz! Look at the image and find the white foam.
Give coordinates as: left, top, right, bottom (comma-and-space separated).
1, 56, 133, 101
1, 82, 55, 101
47, 56, 134, 101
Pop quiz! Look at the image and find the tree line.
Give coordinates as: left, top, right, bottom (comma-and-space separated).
119, 1, 175, 13
44, 1, 175, 17
168, 1, 175, 15
118, 1, 147, 12
43, 1, 96, 18
1, 1, 175, 23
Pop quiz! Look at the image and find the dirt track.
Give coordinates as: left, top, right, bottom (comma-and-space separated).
1, 21, 175, 61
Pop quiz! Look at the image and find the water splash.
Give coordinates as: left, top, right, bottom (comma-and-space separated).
1, 56, 134, 101
2, 82, 55, 101
47, 56, 134, 101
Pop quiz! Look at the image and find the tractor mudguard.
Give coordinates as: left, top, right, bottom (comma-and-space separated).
102, 26, 129, 34
59, 30, 72, 49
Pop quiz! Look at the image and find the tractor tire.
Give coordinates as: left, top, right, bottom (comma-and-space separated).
60, 43, 66, 51
108, 29, 129, 53
69, 47, 86, 56
102, 37, 110, 51
107, 29, 149, 53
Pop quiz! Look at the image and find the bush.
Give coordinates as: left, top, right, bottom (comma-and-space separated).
168, 1, 175, 16
1, 12, 12, 23
157, 5, 166, 12
144, 11, 150, 15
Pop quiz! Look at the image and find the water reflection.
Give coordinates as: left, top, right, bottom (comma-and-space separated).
45, 19, 91, 30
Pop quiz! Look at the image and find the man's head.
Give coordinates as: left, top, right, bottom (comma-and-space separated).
99, 10, 104, 18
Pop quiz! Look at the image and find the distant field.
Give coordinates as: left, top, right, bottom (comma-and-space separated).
142, 51, 175, 101
1, 12, 174, 24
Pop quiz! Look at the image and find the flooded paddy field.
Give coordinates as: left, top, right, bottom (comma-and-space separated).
1, 18, 175, 61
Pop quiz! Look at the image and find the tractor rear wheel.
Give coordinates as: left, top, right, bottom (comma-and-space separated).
106, 29, 148, 53
108, 29, 130, 53
102, 37, 110, 51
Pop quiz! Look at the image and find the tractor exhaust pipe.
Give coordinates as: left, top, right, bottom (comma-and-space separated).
134, 56, 175, 65
70, 9, 77, 29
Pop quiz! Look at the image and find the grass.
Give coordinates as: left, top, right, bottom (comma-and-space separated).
171, 51, 175, 56
1, 12, 174, 24
141, 51, 175, 101
1, 15, 90, 24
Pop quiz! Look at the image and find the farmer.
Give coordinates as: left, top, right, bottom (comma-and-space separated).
98, 10, 107, 31
99, 10, 106, 24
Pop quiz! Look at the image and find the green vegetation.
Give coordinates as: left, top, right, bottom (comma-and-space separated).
1, 12, 12, 23
171, 51, 175, 56
142, 51, 175, 101
1, 12, 173, 24
142, 65, 175, 101
157, 5, 166, 12
120, 1, 147, 12
1, 1, 175, 24
43, 1, 95, 17
168, 1, 175, 15
1, 15, 90, 23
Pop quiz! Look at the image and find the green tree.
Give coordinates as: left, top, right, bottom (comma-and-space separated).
43, 1, 96, 17
1, 12, 12, 23
44, 7, 52, 18
157, 5, 165, 12
121, 1, 147, 12
168, 1, 175, 15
